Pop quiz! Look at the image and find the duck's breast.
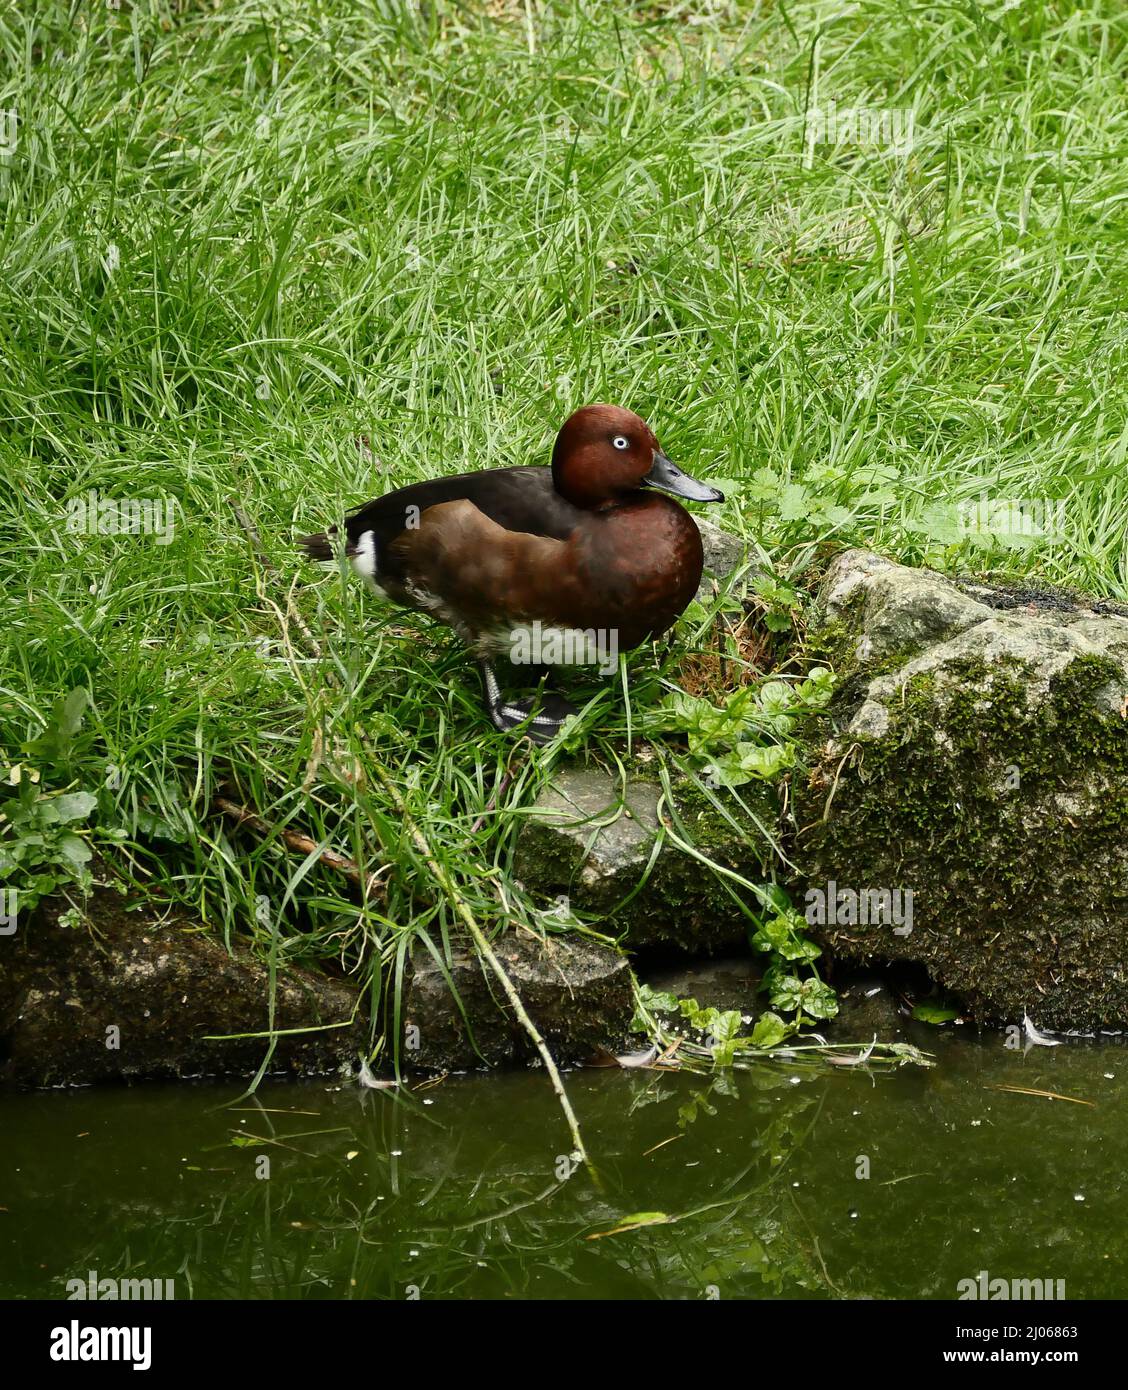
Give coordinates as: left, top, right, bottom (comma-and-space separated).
573, 495, 704, 647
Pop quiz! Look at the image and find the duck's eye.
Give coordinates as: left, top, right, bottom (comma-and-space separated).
611, 435, 630, 450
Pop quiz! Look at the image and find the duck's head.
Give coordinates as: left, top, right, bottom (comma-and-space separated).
551, 404, 724, 511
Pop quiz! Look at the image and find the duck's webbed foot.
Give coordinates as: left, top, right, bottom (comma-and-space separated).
480, 663, 577, 745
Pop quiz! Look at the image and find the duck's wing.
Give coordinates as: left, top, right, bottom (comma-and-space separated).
300, 466, 578, 572
384, 497, 580, 635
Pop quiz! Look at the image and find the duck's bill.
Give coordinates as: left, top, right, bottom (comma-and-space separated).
643, 452, 724, 503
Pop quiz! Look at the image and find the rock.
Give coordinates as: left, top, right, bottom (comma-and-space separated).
825, 972, 910, 1042
796, 549, 1128, 1029
0, 880, 367, 1087
695, 517, 756, 606
697, 518, 751, 582
403, 932, 633, 1070
513, 767, 775, 953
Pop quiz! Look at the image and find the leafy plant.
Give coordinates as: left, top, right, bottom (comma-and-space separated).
750, 904, 822, 965
762, 970, 839, 1022
22, 687, 95, 768
677, 997, 746, 1066
1, 687, 121, 912
0, 772, 97, 910
752, 575, 804, 633
633, 883, 840, 1060
740, 463, 901, 540
631, 972, 922, 1073
750, 891, 839, 1026
642, 667, 836, 788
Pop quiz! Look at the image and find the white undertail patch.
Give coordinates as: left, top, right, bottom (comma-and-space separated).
352, 530, 377, 577
350, 530, 390, 599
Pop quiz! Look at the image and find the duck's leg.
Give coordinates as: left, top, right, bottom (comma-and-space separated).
479, 662, 577, 746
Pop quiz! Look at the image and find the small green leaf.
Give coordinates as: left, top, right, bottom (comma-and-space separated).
41, 791, 98, 825
912, 1004, 959, 1024
638, 985, 679, 1015
56, 834, 92, 870
751, 1013, 790, 1048
23, 687, 90, 764
777, 482, 810, 520
587, 1211, 671, 1239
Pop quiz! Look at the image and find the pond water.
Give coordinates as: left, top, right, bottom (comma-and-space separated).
2, 1026, 1125, 1300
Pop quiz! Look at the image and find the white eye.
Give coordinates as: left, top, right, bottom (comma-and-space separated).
612, 435, 630, 450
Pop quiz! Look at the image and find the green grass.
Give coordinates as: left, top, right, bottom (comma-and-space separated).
3, 0, 1128, 1037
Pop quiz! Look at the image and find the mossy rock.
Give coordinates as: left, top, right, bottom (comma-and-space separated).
794, 549, 1128, 1030
1, 874, 367, 1087
513, 765, 777, 953
404, 932, 633, 1071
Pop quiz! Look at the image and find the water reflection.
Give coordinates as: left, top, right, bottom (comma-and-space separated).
2, 1029, 1125, 1299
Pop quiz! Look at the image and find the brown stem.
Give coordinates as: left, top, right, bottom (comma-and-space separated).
212, 796, 385, 900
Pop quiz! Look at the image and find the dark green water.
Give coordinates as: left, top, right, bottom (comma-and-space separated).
2, 1028, 1125, 1300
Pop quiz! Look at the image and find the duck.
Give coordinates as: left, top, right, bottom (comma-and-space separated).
300, 404, 724, 743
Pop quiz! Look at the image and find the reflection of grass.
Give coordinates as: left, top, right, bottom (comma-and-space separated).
584, 1081, 839, 1297
3, 1074, 849, 1300
10, 1036, 1128, 1299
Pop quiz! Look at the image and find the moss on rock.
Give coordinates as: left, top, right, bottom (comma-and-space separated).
1, 877, 368, 1087
513, 764, 777, 953
794, 550, 1128, 1029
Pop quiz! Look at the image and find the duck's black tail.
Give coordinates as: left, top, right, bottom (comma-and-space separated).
298, 529, 338, 561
